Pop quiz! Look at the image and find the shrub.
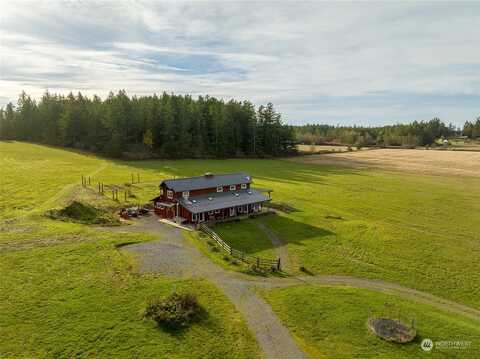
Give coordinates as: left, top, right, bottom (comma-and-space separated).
144, 292, 201, 330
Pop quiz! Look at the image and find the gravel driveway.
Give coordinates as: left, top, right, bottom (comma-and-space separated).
121, 216, 307, 359
119, 216, 480, 358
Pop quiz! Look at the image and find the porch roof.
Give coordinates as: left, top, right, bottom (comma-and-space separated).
178, 188, 269, 214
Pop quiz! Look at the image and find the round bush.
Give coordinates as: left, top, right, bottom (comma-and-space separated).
144, 292, 201, 330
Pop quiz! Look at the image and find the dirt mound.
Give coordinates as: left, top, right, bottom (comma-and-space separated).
47, 201, 119, 225
368, 317, 416, 343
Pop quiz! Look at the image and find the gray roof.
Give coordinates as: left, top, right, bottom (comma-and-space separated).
178, 188, 269, 214
161, 172, 252, 192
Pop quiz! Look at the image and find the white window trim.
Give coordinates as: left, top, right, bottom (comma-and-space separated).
182, 191, 189, 199
167, 190, 173, 199
241, 183, 247, 189
192, 214, 198, 221
214, 209, 220, 214
160, 188, 164, 195
230, 185, 236, 191
230, 207, 235, 216
217, 185, 223, 193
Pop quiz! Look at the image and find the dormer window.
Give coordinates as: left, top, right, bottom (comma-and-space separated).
241, 183, 247, 189
167, 190, 173, 199
217, 185, 223, 193
230, 185, 236, 191
182, 191, 189, 199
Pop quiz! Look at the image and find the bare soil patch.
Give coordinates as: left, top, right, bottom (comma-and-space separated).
291, 148, 480, 177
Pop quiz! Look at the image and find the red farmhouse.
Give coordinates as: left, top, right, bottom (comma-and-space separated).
152, 172, 270, 224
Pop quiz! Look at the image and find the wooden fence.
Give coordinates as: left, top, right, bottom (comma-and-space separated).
199, 224, 281, 271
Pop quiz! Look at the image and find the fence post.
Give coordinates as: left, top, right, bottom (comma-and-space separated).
277, 258, 281, 271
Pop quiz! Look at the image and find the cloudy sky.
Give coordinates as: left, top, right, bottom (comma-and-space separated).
1, 1, 479, 126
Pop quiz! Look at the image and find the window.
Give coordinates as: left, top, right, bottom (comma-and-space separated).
192, 214, 197, 221
217, 185, 223, 192
241, 183, 247, 189
229, 207, 235, 216
209, 211, 214, 215
214, 209, 220, 214
182, 191, 189, 199
159, 187, 164, 195
230, 185, 236, 191
243, 205, 248, 212
167, 190, 173, 199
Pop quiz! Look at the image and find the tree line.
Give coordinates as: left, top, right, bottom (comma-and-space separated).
463, 118, 480, 139
0, 90, 296, 159
295, 117, 480, 147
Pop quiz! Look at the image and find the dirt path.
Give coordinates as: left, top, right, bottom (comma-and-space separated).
261, 275, 480, 322
257, 223, 294, 272
119, 217, 480, 358
122, 216, 307, 359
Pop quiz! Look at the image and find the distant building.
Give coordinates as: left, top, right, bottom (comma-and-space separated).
151, 172, 271, 224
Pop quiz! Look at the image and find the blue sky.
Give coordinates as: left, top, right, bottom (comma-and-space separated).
1, 1, 479, 127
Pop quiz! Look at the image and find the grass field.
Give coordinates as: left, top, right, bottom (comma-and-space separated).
0, 142, 261, 358
1, 141, 479, 358
0, 235, 260, 358
262, 286, 479, 358
292, 148, 480, 177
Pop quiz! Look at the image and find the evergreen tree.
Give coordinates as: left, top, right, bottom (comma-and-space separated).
1, 90, 297, 159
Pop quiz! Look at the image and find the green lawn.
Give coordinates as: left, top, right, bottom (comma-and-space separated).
0, 142, 261, 358
0, 219, 260, 358
2, 141, 480, 308
213, 218, 278, 260
262, 286, 479, 358
1, 141, 480, 357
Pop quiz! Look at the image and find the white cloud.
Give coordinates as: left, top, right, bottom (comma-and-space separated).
0, 1, 479, 125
